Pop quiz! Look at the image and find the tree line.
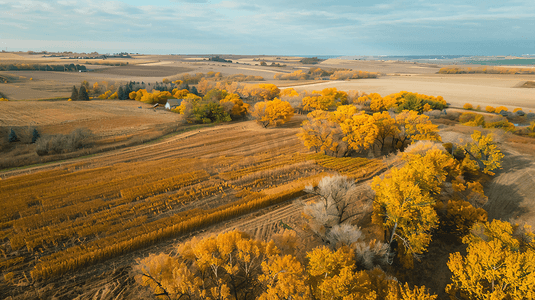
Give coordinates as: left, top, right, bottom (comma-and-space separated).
0, 63, 86, 72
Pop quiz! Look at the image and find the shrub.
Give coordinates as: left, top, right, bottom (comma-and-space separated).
36, 128, 93, 156
463, 103, 473, 110
513, 108, 522, 113
458, 112, 477, 123
529, 121, 535, 132
485, 106, 495, 113
494, 106, 508, 114
485, 119, 515, 132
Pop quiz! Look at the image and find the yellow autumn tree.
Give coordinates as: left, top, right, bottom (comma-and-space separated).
135, 230, 280, 300
173, 88, 190, 99
297, 105, 356, 157
252, 98, 294, 128
372, 111, 400, 151
494, 106, 508, 113
280, 88, 300, 97
302, 95, 336, 111
368, 93, 398, 112
315, 87, 348, 105
307, 246, 377, 299
220, 93, 249, 118
258, 254, 309, 300
339, 111, 378, 153
307, 246, 437, 299
395, 110, 441, 151
372, 148, 455, 267
446, 220, 535, 300
297, 110, 348, 157
302, 88, 348, 111
461, 130, 504, 175
253, 83, 280, 101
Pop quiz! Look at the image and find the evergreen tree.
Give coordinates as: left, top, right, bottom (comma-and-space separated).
125, 83, 133, 97
31, 128, 40, 143
79, 86, 90, 101
117, 86, 126, 100
70, 85, 79, 101
8, 128, 19, 142
189, 85, 198, 95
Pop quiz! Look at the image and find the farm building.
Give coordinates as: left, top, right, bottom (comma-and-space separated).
165, 99, 183, 110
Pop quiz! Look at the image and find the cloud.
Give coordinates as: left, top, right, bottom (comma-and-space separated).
0, 0, 533, 55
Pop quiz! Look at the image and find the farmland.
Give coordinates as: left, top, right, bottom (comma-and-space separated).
2, 52, 535, 298
0, 119, 386, 298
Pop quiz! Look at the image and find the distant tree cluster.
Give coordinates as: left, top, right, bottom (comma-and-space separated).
299, 57, 325, 64
274, 68, 378, 80
329, 70, 380, 80
0, 63, 86, 72
438, 66, 535, 75
259, 60, 286, 67
83, 61, 128, 66
274, 67, 340, 80
175, 72, 264, 85
208, 55, 232, 63
355, 91, 447, 113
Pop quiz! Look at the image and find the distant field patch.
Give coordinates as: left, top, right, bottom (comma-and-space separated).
94, 65, 193, 77
519, 81, 535, 88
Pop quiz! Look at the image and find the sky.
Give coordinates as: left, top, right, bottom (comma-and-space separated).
0, 0, 534, 56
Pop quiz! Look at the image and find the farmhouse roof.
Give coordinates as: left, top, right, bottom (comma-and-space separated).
166, 99, 182, 106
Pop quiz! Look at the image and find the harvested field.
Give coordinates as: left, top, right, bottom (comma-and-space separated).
0, 100, 180, 136
0, 120, 386, 299
0, 100, 183, 169
94, 65, 193, 77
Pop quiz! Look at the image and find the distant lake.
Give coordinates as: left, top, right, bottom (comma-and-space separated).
466, 59, 535, 66
296, 55, 342, 59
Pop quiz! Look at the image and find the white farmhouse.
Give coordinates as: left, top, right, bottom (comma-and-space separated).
165, 99, 183, 110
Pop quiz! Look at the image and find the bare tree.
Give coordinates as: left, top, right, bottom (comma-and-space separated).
304, 175, 358, 230
303, 175, 389, 269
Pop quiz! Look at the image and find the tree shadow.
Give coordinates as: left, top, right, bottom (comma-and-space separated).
484, 182, 527, 221
484, 150, 534, 222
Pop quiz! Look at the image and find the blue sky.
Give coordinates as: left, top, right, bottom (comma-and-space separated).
0, 0, 533, 55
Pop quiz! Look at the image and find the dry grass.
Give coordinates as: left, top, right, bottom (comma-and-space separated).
0, 101, 184, 169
